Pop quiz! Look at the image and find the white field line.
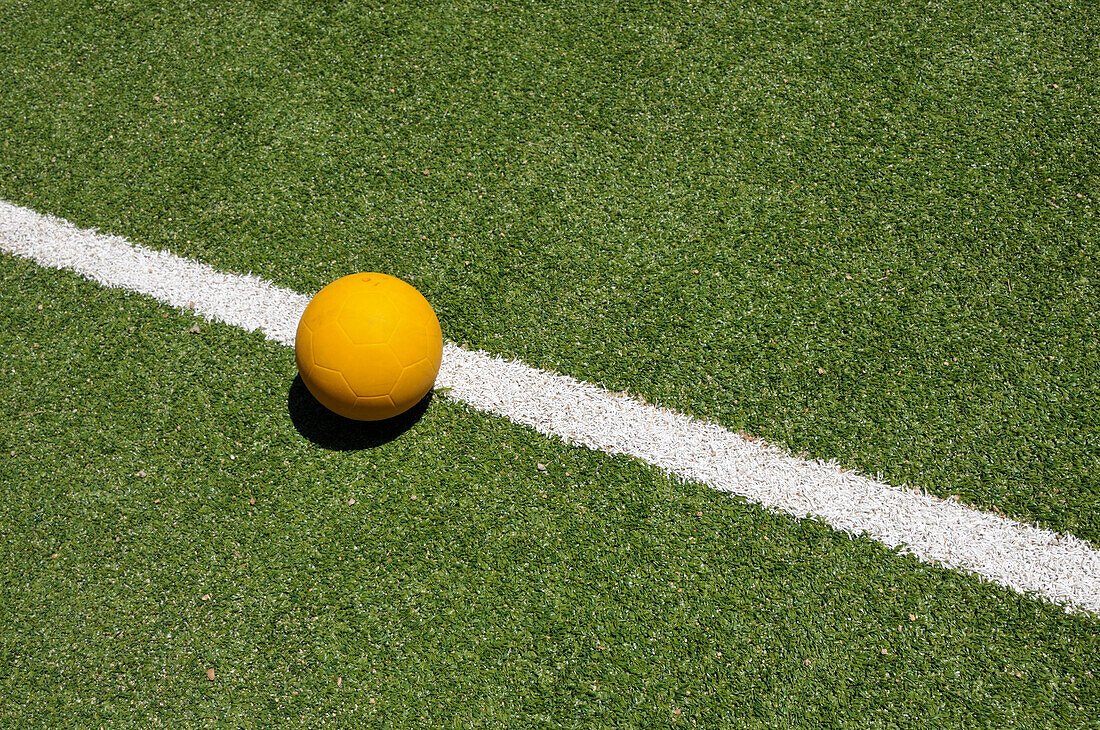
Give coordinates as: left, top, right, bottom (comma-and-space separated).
3, 199, 1099, 614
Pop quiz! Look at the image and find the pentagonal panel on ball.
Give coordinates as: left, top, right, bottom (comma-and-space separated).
354, 395, 398, 420
302, 282, 348, 325
310, 319, 356, 372
294, 320, 314, 371
388, 321, 430, 367
303, 363, 358, 411
338, 289, 398, 345
342, 342, 403, 397
389, 356, 439, 411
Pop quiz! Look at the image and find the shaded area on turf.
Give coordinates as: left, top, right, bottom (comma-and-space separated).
287, 375, 433, 450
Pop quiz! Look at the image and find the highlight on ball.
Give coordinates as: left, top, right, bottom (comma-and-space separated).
294, 273, 443, 421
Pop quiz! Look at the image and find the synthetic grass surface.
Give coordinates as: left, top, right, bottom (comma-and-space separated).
1, 0, 1097, 543
2, 255, 1098, 727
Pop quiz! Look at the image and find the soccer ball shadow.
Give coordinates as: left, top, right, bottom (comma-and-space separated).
287, 374, 433, 450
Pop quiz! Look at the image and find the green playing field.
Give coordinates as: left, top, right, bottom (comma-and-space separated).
1, 0, 1097, 726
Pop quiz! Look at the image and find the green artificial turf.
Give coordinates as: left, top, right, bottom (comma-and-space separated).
1, 0, 1096, 543
2, 255, 1098, 727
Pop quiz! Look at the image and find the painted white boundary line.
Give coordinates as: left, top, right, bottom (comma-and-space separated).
3, 199, 1098, 613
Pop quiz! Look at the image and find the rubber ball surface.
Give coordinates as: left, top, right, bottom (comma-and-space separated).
295, 273, 443, 421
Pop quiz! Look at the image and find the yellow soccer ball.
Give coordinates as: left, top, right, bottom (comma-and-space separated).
295, 273, 443, 421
